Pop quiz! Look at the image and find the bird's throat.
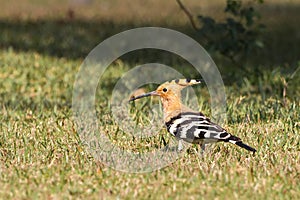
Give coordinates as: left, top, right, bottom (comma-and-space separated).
161, 98, 183, 122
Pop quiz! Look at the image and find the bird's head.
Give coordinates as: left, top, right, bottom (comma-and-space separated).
129, 79, 201, 103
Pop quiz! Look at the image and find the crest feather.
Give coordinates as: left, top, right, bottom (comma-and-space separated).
166, 79, 201, 87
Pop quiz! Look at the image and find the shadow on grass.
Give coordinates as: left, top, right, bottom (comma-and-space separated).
0, 4, 299, 68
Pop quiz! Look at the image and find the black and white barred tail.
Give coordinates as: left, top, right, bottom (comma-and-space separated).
227, 135, 257, 152
165, 112, 256, 153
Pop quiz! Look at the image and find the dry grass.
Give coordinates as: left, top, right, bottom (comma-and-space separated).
0, 0, 300, 199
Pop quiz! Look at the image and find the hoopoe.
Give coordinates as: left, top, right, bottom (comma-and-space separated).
129, 79, 256, 153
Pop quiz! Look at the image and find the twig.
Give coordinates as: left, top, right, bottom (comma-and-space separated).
175, 0, 198, 30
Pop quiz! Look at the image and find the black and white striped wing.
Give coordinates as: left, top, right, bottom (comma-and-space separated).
165, 112, 232, 143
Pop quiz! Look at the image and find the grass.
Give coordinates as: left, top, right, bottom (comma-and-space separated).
0, 0, 300, 199
1, 49, 299, 199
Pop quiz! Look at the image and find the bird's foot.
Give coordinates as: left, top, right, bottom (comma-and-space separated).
177, 139, 183, 152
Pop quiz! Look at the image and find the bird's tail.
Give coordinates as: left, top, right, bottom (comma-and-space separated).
228, 135, 257, 153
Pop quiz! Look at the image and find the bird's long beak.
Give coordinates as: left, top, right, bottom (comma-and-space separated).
129, 91, 159, 102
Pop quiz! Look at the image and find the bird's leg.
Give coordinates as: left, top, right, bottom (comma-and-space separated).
177, 139, 183, 152
200, 143, 206, 152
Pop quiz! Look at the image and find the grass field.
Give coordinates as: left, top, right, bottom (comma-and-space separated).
0, 0, 300, 199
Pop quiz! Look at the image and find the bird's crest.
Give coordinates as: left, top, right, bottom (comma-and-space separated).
160, 78, 202, 88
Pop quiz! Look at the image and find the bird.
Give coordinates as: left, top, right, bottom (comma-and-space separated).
129, 78, 257, 154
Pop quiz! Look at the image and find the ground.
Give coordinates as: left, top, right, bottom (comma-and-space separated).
0, 0, 299, 199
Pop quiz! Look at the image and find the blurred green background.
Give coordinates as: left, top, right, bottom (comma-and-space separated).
0, 0, 299, 199
1, 0, 299, 65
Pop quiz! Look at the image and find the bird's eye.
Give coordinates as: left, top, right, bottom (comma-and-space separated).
163, 88, 168, 92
